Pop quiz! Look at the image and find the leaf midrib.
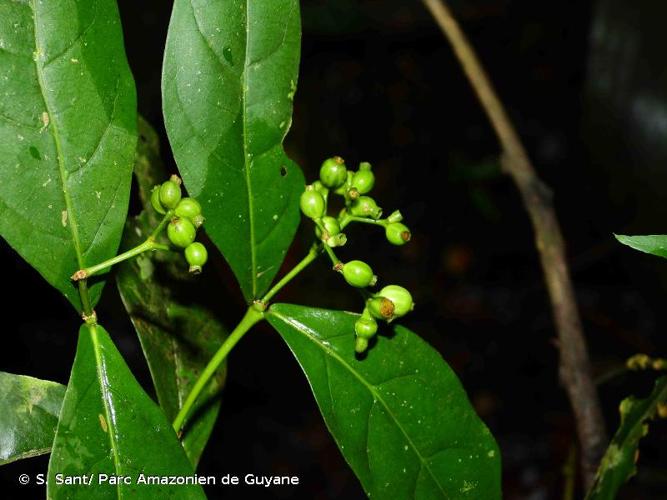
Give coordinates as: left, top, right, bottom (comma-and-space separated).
241, 0, 258, 298
90, 325, 123, 500
270, 311, 450, 499
31, 0, 86, 269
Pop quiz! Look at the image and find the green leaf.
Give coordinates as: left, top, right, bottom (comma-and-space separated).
585, 376, 667, 500
0, 0, 137, 311
162, 0, 305, 301
116, 117, 227, 466
615, 234, 667, 259
267, 304, 502, 499
47, 323, 205, 499
0, 372, 65, 465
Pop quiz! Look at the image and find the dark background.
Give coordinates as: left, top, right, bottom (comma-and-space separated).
3, 0, 667, 498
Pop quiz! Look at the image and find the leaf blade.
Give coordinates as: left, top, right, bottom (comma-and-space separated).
47, 324, 205, 499
267, 304, 502, 500
0, 372, 65, 465
586, 376, 667, 499
162, 0, 304, 301
614, 234, 667, 259
0, 0, 137, 310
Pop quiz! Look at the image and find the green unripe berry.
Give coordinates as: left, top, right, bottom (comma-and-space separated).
321, 216, 341, 236
385, 222, 411, 246
300, 187, 326, 219
351, 163, 375, 194
151, 186, 166, 215
319, 156, 347, 188
326, 233, 347, 248
334, 171, 354, 195
175, 198, 202, 220
350, 196, 382, 219
355, 336, 369, 354
315, 216, 346, 246
159, 180, 182, 209
167, 217, 196, 248
185, 242, 208, 274
312, 180, 329, 196
367, 297, 395, 320
342, 260, 377, 288
355, 317, 378, 339
378, 285, 414, 318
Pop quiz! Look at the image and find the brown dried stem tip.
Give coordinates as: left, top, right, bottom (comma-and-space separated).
71, 269, 88, 281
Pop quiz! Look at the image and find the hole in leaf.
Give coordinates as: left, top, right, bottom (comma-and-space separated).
280, 166, 288, 177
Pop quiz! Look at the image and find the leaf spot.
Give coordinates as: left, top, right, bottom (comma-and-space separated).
61, 210, 68, 227
98, 414, 108, 433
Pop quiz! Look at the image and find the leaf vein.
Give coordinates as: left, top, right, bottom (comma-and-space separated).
68, 76, 121, 177
271, 311, 451, 499
30, 0, 86, 270
42, 0, 99, 68
246, 1, 293, 68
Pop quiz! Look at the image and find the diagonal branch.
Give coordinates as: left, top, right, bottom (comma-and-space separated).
421, 0, 606, 487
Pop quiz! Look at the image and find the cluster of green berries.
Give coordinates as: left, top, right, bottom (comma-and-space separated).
151, 175, 208, 273
355, 285, 414, 353
300, 156, 415, 353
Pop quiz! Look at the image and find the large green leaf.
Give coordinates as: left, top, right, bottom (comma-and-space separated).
47, 323, 205, 499
162, 0, 305, 301
615, 234, 667, 259
586, 376, 667, 500
267, 304, 502, 499
0, 372, 65, 465
0, 0, 137, 311
116, 117, 227, 465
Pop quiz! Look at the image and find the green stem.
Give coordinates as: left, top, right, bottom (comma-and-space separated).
173, 236, 337, 437
172, 307, 264, 433
323, 243, 341, 266
76, 240, 169, 280
78, 280, 93, 317
340, 214, 388, 230
260, 244, 320, 304
73, 211, 174, 281
149, 210, 174, 240
173, 242, 329, 437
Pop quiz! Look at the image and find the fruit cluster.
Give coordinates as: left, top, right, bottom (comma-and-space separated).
300, 157, 414, 353
151, 175, 208, 273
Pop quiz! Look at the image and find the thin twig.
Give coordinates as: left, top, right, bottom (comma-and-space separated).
421, 0, 606, 487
